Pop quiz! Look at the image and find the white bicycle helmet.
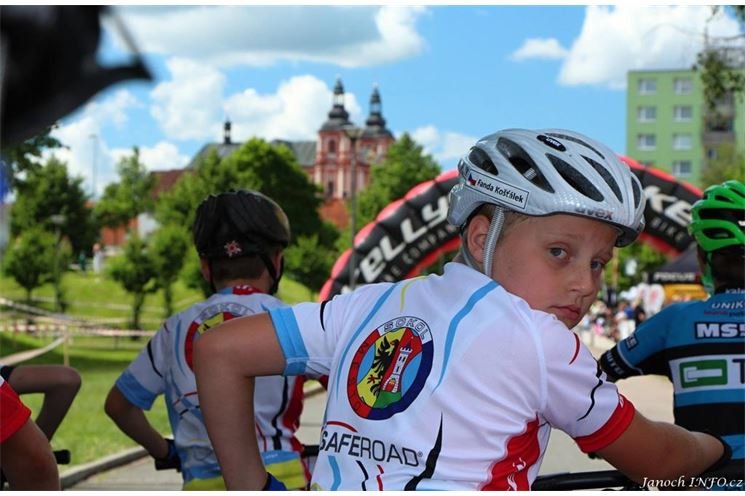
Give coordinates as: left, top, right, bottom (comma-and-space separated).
447, 129, 646, 274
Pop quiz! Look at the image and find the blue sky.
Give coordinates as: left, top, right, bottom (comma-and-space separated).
49, 5, 743, 197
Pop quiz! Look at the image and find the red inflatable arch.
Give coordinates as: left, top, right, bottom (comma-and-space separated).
320, 157, 702, 300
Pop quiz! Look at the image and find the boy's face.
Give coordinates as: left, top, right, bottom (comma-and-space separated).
484, 213, 616, 329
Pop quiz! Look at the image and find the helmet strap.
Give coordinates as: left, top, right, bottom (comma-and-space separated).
258, 251, 281, 295
460, 207, 506, 279
482, 207, 506, 278
701, 252, 715, 295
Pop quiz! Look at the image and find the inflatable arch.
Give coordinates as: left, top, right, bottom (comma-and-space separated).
319, 156, 703, 300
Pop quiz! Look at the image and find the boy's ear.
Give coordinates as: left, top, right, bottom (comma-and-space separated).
199, 259, 211, 282
465, 214, 490, 266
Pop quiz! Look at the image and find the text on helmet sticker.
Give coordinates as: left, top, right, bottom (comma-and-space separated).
466, 169, 529, 210
537, 134, 567, 152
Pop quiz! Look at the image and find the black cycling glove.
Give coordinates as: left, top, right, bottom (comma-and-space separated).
153, 438, 181, 472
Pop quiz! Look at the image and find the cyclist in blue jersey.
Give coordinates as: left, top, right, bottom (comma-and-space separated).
105, 190, 308, 490
600, 180, 745, 486
194, 129, 730, 490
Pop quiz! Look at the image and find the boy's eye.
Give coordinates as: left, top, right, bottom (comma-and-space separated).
591, 260, 607, 271
549, 247, 567, 258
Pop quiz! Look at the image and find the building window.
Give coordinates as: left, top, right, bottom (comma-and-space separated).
637, 106, 656, 122
673, 105, 693, 122
672, 160, 692, 177
637, 134, 656, 150
672, 133, 692, 150
674, 78, 693, 95
706, 147, 717, 160
637, 78, 657, 95
327, 180, 334, 197
328, 139, 336, 154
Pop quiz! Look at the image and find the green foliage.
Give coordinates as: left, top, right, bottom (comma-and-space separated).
149, 225, 190, 317
2, 226, 58, 304
694, 6, 745, 109
107, 235, 157, 329
356, 133, 441, 227
284, 234, 337, 292
0, 126, 63, 190
94, 147, 156, 230
701, 142, 745, 187
9, 156, 96, 254
604, 242, 668, 291
180, 249, 211, 298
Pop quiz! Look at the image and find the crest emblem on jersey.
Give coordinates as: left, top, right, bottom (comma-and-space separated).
347, 316, 433, 420
184, 310, 237, 370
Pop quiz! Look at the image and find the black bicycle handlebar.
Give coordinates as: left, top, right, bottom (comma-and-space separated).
531, 470, 643, 491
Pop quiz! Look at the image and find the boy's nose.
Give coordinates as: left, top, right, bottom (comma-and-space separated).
570, 267, 596, 295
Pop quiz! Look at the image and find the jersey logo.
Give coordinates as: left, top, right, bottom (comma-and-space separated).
695, 321, 745, 338
347, 316, 433, 420
185, 310, 238, 370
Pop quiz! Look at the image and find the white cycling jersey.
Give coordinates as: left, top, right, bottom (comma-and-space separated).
115, 286, 307, 486
270, 262, 634, 490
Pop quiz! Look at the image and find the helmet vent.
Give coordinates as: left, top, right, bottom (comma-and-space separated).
583, 155, 622, 202
547, 154, 604, 201
545, 132, 604, 159
468, 147, 498, 175
496, 138, 554, 193
631, 177, 642, 208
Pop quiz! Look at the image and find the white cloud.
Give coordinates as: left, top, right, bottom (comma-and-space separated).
150, 58, 226, 141
133, 142, 189, 171
226, 75, 362, 142
412, 125, 477, 168
45, 90, 142, 197
556, 5, 743, 89
511, 38, 568, 61
117, 5, 427, 68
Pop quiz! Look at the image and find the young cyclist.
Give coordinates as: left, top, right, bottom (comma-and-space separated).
194, 129, 730, 490
105, 190, 310, 490
600, 180, 745, 481
0, 373, 60, 489
0, 363, 81, 441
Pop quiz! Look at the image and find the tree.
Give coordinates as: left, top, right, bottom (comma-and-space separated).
356, 133, 441, 227
605, 242, 668, 292
284, 234, 337, 293
0, 126, 63, 192
107, 234, 157, 330
2, 227, 58, 305
156, 139, 340, 292
700, 142, 745, 187
94, 147, 155, 236
695, 6, 745, 109
9, 155, 96, 255
150, 224, 190, 317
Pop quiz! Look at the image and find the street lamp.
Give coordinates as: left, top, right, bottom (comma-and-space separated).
50, 214, 66, 313
89, 133, 98, 198
343, 126, 363, 290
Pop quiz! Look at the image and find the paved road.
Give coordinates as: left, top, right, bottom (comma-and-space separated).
70, 335, 673, 490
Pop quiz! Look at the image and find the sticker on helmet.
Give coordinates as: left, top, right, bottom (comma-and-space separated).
537, 134, 566, 152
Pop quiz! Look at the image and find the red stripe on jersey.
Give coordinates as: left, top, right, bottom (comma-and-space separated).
574, 394, 636, 453
376, 464, 384, 490
569, 333, 580, 365
283, 377, 305, 444
0, 379, 31, 443
482, 417, 540, 490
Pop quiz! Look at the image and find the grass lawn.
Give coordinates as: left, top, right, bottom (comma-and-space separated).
1, 270, 317, 468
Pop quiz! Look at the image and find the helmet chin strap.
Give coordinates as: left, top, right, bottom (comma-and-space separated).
460, 207, 506, 278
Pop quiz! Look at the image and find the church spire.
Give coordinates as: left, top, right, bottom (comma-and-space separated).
363, 83, 393, 138
320, 76, 351, 131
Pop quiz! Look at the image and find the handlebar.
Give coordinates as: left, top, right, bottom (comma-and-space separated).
53, 449, 70, 465
532, 470, 643, 491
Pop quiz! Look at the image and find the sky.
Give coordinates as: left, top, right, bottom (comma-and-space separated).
46, 4, 743, 198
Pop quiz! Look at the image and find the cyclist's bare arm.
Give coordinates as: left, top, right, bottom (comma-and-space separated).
9, 365, 81, 440
104, 386, 170, 459
194, 312, 286, 490
1, 418, 59, 490
596, 410, 725, 482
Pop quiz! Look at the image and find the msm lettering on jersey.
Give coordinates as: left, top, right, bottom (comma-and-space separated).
696, 322, 745, 339
319, 429, 420, 467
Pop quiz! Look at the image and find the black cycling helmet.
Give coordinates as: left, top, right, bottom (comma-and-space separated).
193, 190, 290, 293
